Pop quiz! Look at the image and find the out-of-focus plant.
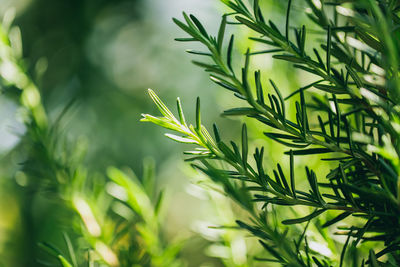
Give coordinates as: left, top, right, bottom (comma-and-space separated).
143, 0, 400, 265
186, 169, 252, 267
0, 10, 183, 267
38, 162, 183, 267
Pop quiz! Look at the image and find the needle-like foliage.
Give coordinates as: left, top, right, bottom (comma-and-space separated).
143, 0, 400, 265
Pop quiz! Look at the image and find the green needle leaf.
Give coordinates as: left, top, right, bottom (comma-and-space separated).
290, 150, 296, 198
217, 15, 227, 51
190, 14, 208, 38
322, 212, 352, 228
285, 0, 292, 41
326, 25, 332, 76
242, 124, 248, 168
270, 79, 285, 122
284, 148, 332, 155
196, 97, 201, 132
282, 209, 326, 225
213, 123, 221, 143
176, 97, 187, 126
147, 89, 175, 119
227, 34, 235, 73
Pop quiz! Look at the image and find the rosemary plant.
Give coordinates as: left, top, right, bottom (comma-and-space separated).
142, 0, 400, 265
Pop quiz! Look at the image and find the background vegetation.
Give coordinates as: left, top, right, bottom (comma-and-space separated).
0, 0, 233, 265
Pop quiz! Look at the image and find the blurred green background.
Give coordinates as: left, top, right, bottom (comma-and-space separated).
0, 0, 322, 266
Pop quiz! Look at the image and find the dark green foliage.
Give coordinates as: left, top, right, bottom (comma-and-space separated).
143, 0, 400, 265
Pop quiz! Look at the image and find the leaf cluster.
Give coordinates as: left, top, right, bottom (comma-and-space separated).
143, 0, 400, 265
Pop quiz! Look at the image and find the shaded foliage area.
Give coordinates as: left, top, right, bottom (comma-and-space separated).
15, 0, 142, 97
0, 1, 236, 266
4, 0, 185, 180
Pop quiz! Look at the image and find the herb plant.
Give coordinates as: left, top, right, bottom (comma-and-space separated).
142, 0, 400, 265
